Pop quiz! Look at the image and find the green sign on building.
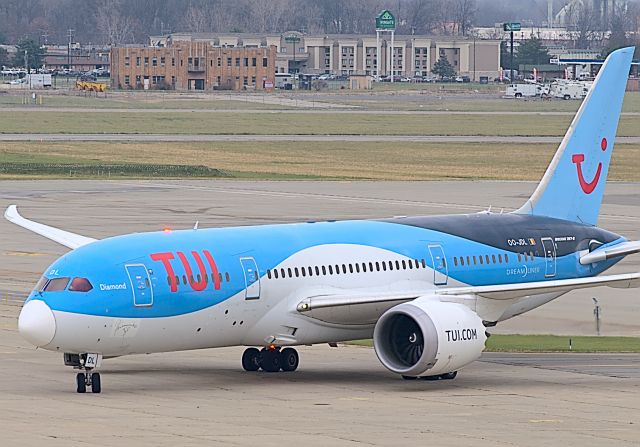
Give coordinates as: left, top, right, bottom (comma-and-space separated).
376, 10, 396, 31
503, 22, 521, 32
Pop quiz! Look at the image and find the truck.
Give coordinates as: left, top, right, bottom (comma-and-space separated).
25, 74, 52, 88
505, 82, 547, 98
549, 80, 591, 100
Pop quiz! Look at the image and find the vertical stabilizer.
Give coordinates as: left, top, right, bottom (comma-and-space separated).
515, 47, 634, 226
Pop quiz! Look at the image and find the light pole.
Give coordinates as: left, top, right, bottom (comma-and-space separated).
285, 33, 301, 88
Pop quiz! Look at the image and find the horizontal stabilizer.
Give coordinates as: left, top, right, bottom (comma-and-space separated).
4, 205, 97, 250
580, 241, 640, 265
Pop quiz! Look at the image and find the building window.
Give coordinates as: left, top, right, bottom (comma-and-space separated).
144, 57, 149, 65
171, 76, 175, 85
235, 57, 240, 66
244, 57, 248, 66
227, 57, 232, 66
217, 57, 221, 67
152, 57, 157, 67
252, 57, 256, 67
124, 75, 130, 85
171, 57, 175, 66
135, 75, 141, 84
263, 57, 268, 67
160, 57, 165, 66
136, 57, 141, 67
251, 76, 256, 84
124, 56, 130, 67
243, 76, 248, 85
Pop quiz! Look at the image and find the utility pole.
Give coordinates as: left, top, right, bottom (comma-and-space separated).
67, 29, 74, 69
593, 298, 601, 336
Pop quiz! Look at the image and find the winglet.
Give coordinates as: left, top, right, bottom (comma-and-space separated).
5, 205, 97, 250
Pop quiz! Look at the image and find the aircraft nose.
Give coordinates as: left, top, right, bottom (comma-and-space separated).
18, 300, 56, 347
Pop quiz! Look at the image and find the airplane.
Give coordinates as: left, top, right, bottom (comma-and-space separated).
7, 47, 640, 394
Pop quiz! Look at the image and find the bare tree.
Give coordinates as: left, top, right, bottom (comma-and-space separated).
452, 0, 476, 36
565, 2, 603, 49
96, 0, 135, 44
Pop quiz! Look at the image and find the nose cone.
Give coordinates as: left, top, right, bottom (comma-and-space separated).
19, 300, 56, 347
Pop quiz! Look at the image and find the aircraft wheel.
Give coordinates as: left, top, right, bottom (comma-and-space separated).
441, 371, 457, 380
76, 373, 86, 393
91, 373, 101, 393
242, 348, 261, 372
260, 349, 281, 372
280, 348, 299, 372
402, 375, 418, 380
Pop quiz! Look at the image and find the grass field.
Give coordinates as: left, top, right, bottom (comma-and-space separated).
2, 110, 639, 136
348, 335, 640, 352
2, 141, 639, 180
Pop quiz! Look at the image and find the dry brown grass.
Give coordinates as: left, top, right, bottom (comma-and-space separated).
2, 141, 639, 181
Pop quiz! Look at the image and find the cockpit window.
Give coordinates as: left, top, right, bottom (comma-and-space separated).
43, 277, 70, 292
34, 276, 49, 292
69, 277, 93, 292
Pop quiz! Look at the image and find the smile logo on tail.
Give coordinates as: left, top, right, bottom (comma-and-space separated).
571, 138, 607, 194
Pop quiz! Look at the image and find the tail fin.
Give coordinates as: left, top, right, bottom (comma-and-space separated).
515, 47, 634, 226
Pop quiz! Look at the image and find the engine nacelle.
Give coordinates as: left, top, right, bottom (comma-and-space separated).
373, 299, 487, 377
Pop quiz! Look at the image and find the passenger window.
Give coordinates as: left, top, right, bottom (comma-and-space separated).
301, 267, 306, 277
294, 268, 299, 277
389, 261, 394, 271
473, 256, 477, 265
479, 256, 483, 265
530, 251, 535, 260
485, 255, 490, 264
328, 265, 333, 274
44, 277, 69, 292
267, 270, 272, 279
408, 260, 413, 269
335, 265, 340, 275
523, 252, 528, 261
355, 264, 360, 273
492, 254, 496, 264
518, 253, 522, 262
460, 257, 465, 266
466, 256, 470, 266
322, 266, 327, 275
421, 259, 426, 268
280, 268, 286, 278
288, 268, 292, 278
348, 264, 353, 274
225, 272, 230, 282
342, 264, 347, 274
382, 262, 387, 271
504, 254, 509, 263
375, 262, 380, 271
219, 273, 223, 283
362, 263, 367, 272
369, 262, 374, 271
69, 277, 93, 292
315, 266, 320, 276
167, 276, 172, 286
498, 254, 503, 264
182, 275, 187, 285
395, 260, 400, 270
454, 257, 458, 267
274, 269, 279, 279
402, 260, 406, 270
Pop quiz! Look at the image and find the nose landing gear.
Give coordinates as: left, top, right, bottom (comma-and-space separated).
241, 346, 299, 373
64, 352, 103, 393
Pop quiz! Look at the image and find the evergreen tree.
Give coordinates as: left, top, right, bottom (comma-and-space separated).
12, 38, 45, 70
432, 54, 455, 78
516, 37, 551, 66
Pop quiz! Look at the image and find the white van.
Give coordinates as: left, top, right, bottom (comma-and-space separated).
505, 83, 546, 98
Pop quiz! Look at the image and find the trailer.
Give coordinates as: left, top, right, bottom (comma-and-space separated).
549, 80, 591, 100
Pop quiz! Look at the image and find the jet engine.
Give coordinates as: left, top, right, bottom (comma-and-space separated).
373, 299, 487, 378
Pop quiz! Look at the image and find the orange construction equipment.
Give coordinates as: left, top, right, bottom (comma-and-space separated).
75, 80, 107, 92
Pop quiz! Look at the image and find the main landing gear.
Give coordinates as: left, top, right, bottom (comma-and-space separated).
402, 371, 457, 381
242, 346, 299, 373
64, 353, 102, 393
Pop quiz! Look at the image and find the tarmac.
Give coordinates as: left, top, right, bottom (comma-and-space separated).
1, 180, 639, 446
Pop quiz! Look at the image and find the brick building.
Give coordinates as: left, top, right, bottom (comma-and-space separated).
110, 41, 276, 91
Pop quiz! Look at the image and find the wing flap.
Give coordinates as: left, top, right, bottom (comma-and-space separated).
580, 241, 640, 265
4, 205, 97, 250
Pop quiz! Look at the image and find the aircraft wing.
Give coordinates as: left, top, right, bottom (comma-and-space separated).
580, 241, 640, 265
296, 272, 640, 312
4, 205, 97, 250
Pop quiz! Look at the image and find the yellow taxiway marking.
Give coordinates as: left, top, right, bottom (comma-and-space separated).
4, 251, 48, 257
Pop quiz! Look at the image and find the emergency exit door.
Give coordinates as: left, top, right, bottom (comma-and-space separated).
428, 244, 448, 286
125, 264, 153, 307
240, 257, 260, 300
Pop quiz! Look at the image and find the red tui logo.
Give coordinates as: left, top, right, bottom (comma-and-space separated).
572, 138, 607, 194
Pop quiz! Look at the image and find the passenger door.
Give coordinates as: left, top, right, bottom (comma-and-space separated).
541, 237, 557, 278
428, 244, 449, 286
240, 257, 260, 300
125, 264, 154, 306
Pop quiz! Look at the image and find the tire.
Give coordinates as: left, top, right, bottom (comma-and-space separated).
260, 349, 281, 372
515, 93, 522, 98
563, 94, 570, 100
76, 373, 86, 393
402, 375, 418, 380
242, 348, 261, 372
91, 373, 101, 393
441, 371, 457, 380
280, 348, 299, 372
